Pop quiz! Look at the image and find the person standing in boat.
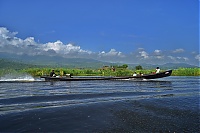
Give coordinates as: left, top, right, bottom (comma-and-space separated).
50, 70, 56, 77
156, 67, 160, 73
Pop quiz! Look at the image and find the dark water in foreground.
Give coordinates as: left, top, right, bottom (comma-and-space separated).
0, 76, 199, 132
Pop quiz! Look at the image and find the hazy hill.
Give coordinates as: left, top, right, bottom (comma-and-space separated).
0, 52, 198, 69
0, 59, 40, 70
0, 52, 109, 68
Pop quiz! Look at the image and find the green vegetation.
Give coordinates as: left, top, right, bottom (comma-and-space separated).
0, 67, 199, 77
19, 65, 134, 77
171, 68, 200, 76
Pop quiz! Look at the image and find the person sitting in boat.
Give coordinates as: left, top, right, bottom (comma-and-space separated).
156, 67, 160, 73
133, 72, 137, 76
50, 70, 56, 77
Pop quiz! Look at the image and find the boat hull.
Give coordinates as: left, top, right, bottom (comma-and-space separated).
131, 69, 172, 79
40, 76, 113, 81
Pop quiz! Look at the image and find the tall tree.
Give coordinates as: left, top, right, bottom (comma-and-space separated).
135, 65, 143, 70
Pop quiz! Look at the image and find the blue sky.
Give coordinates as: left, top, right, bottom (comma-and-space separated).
0, 0, 199, 65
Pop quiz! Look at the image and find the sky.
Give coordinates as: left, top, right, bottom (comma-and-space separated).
0, 0, 199, 65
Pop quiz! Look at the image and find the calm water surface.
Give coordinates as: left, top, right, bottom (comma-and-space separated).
0, 76, 199, 132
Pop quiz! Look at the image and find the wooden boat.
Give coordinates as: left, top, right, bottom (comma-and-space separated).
129, 69, 172, 79
40, 70, 172, 81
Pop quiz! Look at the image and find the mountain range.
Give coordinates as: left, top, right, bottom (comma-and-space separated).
0, 52, 198, 70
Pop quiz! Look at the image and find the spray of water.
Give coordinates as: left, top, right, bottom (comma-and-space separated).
0, 73, 35, 81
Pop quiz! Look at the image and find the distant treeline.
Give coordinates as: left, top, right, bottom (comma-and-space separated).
0, 67, 199, 77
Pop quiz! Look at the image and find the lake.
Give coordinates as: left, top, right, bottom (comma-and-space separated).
0, 76, 199, 132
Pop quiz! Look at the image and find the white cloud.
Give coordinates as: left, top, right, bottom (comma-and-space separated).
167, 56, 176, 60
0, 27, 199, 65
154, 50, 161, 55
42, 41, 93, 56
0, 27, 18, 39
173, 48, 184, 53
153, 50, 164, 59
195, 54, 200, 61
24, 37, 36, 45
42, 41, 84, 54
139, 51, 148, 59
0, 28, 40, 55
176, 57, 188, 61
183, 57, 189, 61
0, 27, 92, 56
155, 56, 164, 59
99, 49, 125, 57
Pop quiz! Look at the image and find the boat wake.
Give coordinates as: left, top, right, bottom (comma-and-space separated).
0, 74, 38, 82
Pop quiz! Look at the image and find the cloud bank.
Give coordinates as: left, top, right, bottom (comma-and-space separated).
0, 27, 199, 65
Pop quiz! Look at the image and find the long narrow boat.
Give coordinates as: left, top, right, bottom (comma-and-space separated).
40, 70, 172, 81
129, 69, 172, 79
